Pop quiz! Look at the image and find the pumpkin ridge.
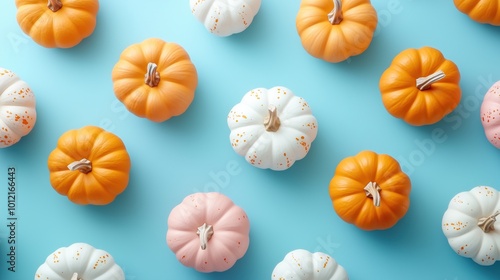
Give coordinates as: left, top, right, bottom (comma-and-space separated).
421, 89, 451, 118
26, 13, 56, 46
342, 4, 377, 24
230, 103, 266, 127
56, 8, 96, 38
90, 169, 129, 195
0, 74, 20, 94
245, 134, 273, 168
229, 125, 264, 153
470, 1, 496, 23
266, 87, 296, 110
43, 247, 76, 275
53, 12, 83, 42
470, 188, 499, 218
297, 7, 328, 28
115, 59, 147, 78
278, 100, 314, 119
89, 133, 126, 158
49, 170, 80, 194
16, 5, 45, 32
280, 115, 318, 137
81, 249, 116, 276
0, 109, 33, 137
208, 206, 243, 229
275, 126, 313, 160
442, 209, 476, 237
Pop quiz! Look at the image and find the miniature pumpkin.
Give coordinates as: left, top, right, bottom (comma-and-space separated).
190, 0, 262, 37
227, 86, 318, 171
15, 0, 99, 48
329, 150, 411, 231
379, 46, 461, 126
47, 126, 131, 205
111, 38, 198, 122
442, 186, 500, 266
453, 0, 500, 26
296, 0, 378, 63
166, 192, 250, 272
480, 81, 500, 148
272, 249, 348, 280
35, 242, 125, 279
0, 68, 36, 148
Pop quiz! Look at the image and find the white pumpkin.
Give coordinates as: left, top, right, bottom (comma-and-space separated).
272, 249, 349, 280
189, 0, 261, 36
34, 243, 125, 280
0, 67, 36, 148
442, 186, 500, 266
227, 86, 318, 171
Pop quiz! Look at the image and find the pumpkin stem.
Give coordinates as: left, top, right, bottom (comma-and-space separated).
67, 158, 92, 174
71, 273, 82, 280
364, 182, 381, 207
144, 62, 161, 87
328, 0, 343, 25
47, 0, 63, 12
197, 223, 214, 250
478, 211, 500, 233
416, 70, 445, 91
264, 105, 281, 132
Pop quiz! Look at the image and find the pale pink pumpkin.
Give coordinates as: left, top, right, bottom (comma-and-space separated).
166, 192, 250, 273
480, 81, 500, 148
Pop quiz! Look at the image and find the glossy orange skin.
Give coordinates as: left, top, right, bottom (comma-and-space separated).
329, 150, 411, 231
15, 0, 99, 48
379, 46, 461, 126
454, 0, 500, 25
111, 38, 198, 122
296, 0, 377, 63
47, 126, 131, 205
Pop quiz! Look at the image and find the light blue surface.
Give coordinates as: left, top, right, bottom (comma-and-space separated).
1, 0, 500, 279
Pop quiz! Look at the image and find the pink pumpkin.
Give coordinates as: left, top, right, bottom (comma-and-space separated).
480, 81, 500, 148
166, 192, 250, 273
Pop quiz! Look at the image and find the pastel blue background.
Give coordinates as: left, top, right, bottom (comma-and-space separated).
1, 0, 500, 279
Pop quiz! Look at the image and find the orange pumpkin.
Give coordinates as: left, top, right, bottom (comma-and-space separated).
296, 0, 378, 63
111, 38, 198, 122
379, 46, 461, 126
454, 0, 500, 25
329, 150, 411, 231
47, 126, 131, 205
15, 0, 99, 48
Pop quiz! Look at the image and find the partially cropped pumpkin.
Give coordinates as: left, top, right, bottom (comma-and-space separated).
329, 150, 411, 230
272, 249, 348, 280
47, 126, 131, 205
296, 0, 378, 63
15, 0, 99, 48
0, 68, 36, 148
379, 46, 461, 126
442, 186, 500, 266
190, 0, 262, 36
227, 86, 318, 171
480, 81, 500, 148
35, 242, 125, 279
454, 0, 500, 25
112, 38, 198, 122
166, 192, 250, 272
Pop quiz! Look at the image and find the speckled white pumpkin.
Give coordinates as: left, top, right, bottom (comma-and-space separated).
480, 81, 500, 148
227, 86, 318, 171
272, 249, 349, 280
0, 67, 36, 148
189, 0, 261, 36
442, 186, 500, 266
34, 243, 125, 280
